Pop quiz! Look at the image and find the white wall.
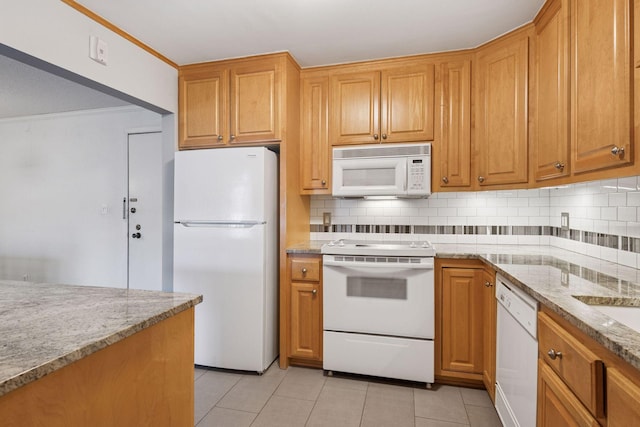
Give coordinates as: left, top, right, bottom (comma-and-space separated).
0, 0, 177, 113
0, 107, 162, 287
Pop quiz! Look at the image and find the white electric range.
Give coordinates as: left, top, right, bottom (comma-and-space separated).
321, 239, 435, 386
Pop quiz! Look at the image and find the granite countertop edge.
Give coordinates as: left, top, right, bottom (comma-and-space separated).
0, 295, 202, 397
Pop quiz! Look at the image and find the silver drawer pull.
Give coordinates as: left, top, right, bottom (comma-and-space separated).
547, 349, 563, 360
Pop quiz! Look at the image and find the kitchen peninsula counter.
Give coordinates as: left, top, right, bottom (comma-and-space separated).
0, 280, 202, 426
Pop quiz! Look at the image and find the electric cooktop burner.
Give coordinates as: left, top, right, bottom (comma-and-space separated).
321, 239, 436, 257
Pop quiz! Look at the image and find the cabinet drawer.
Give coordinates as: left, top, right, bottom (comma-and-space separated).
538, 312, 604, 418
290, 258, 320, 282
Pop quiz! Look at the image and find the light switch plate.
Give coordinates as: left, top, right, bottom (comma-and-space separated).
89, 36, 108, 65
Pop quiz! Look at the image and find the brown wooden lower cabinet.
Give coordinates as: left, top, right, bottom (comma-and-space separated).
537, 307, 640, 427
537, 360, 599, 427
436, 259, 496, 390
282, 253, 323, 368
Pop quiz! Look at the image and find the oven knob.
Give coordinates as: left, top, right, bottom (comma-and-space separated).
410, 242, 417, 248
338, 240, 345, 247
421, 242, 429, 248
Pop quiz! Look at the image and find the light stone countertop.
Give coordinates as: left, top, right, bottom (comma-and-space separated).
0, 281, 202, 397
288, 241, 640, 371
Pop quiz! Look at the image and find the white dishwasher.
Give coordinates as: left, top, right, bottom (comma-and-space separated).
495, 274, 538, 427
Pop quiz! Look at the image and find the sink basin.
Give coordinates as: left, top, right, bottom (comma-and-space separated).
572, 296, 640, 333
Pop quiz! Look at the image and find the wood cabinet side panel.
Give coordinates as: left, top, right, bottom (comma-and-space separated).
0, 309, 195, 427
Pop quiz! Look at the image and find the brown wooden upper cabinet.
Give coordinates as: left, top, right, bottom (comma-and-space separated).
179, 55, 283, 149
533, 0, 570, 182
439, 59, 472, 188
571, 0, 632, 173
300, 75, 331, 194
532, 0, 633, 182
330, 62, 435, 145
475, 31, 530, 187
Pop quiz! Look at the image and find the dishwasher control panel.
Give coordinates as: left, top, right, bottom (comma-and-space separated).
496, 274, 539, 338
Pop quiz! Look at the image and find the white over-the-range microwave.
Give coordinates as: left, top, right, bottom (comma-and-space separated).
332, 142, 431, 198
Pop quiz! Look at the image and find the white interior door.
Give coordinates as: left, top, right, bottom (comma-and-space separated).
128, 132, 163, 291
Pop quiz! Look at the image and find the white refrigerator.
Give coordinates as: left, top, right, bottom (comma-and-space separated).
173, 147, 278, 372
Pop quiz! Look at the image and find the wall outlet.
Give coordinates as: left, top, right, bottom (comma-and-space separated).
561, 212, 570, 231
323, 212, 332, 227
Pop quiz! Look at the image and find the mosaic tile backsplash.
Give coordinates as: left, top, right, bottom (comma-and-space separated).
309, 176, 640, 268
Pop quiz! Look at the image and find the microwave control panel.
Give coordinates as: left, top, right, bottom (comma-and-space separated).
408, 157, 428, 191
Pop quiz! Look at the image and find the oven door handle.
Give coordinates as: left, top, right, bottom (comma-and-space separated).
323, 260, 433, 270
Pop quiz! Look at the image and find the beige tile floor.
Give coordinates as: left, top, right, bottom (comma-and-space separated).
194, 362, 503, 427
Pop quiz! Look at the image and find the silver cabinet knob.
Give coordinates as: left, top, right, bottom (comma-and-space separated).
217, 135, 223, 141
478, 176, 485, 183
484, 281, 492, 287
442, 177, 449, 184
301, 268, 307, 274
312, 289, 317, 295
554, 162, 565, 170
547, 349, 563, 360
382, 134, 387, 140
611, 146, 625, 156
230, 134, 236, 140
373, 134, 379, 140
321, 180, 327, 186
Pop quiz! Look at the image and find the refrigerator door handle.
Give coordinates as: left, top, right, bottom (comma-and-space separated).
175, 220, 266, 228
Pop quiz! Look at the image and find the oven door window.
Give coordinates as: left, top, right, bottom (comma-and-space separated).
347, 277, 407, 300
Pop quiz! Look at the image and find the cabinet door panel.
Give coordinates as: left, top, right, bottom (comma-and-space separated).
534, 0, 570, 181
440, 60, 471, 188
300, 76, 330, 193
230, 63, 280, 143
290, 282, 321, 360
571, 0, 632, 173
380, 64, 434, 142
330, 72, 380, 145
179, 71, 227, 149
537, 361, 600, 427
476, 36, 529, 186
441, 268, 483, 374
607, 368, 640, 426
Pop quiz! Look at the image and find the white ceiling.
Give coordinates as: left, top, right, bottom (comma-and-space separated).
0, 55, 129, 120
75, 0, 546, 67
